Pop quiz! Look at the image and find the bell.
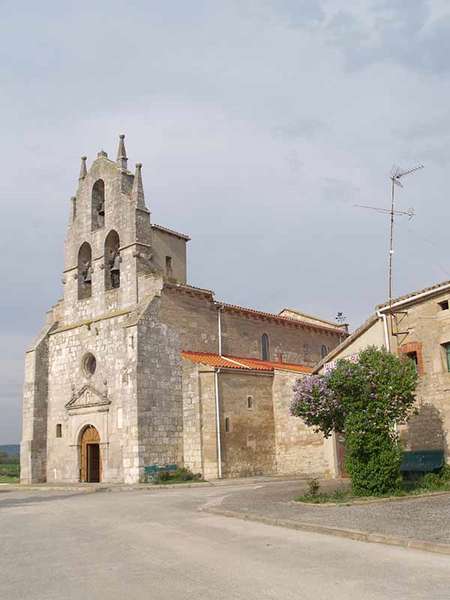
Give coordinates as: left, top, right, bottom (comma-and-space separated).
111, 254, 120, 272
83, 265, 92, 283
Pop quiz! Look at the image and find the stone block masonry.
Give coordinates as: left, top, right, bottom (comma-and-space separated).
21, 135, 346, 484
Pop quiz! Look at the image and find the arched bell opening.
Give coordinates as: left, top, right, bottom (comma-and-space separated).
77, 242, 92, 300
79, 425, 101, 482
104, 230, 120, 290
91, 179, 105, 230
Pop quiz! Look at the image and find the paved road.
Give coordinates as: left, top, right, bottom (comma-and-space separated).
1, 483, 449, 600
218, 480, 450, 545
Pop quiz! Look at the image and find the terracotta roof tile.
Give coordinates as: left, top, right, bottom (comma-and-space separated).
165, 285, 347, 337
219, 303, 346, 336
181, 351, 312, 373
377, 278, 450, 309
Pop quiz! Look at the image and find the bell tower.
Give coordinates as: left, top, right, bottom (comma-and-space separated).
62, 135, 156, 324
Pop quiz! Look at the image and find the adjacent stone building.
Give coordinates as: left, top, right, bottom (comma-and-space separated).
21, 136, 347, 484
315, 280, 450, 475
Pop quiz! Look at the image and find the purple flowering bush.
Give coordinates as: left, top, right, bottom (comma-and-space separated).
291, 347, 418, 495
291, 375, 343, 438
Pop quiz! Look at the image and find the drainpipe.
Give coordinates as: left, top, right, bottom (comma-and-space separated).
218, 303, 224, 356
377, 309, 398, 434
215, 304, 225, 479
214, 368, 222, 479
376, 309, 390, 352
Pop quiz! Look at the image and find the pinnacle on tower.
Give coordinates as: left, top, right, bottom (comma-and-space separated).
116, 134, 128, 170
131, 163, 146, 210
79, 156, 87, 180
71, 196, 77, 221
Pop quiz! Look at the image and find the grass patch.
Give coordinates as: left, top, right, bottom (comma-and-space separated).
0, 463, 19, 484
150, 467, 204, 485
0, 475, 19, 484
296, 489, 353, 504
296, 468, 450, 504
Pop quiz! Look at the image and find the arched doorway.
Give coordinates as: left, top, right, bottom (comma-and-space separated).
79, 425, 101, 482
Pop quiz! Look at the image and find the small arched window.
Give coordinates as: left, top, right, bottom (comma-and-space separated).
104, 230, 120, 290
321, 345, 328, 359
92, 179, 105, 230
77, 242, 92, 300
261, 333, 270, 361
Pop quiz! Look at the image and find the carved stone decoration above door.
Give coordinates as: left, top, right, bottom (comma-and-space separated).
65, 383, 111, 411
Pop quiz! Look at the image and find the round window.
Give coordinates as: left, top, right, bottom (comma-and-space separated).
82, 353, 97, 377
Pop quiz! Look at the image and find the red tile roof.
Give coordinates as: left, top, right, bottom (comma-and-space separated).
181, 351, 312, 373
165, 284, 347, 337
218, 303, 346, 336
377, 278, 450, 310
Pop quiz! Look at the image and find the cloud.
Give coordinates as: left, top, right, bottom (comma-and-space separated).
325, 1, 450, 74
269, 0, 326, 27
1, 1, 450, 441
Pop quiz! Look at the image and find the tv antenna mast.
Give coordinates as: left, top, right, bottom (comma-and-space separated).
355, 163, 424, 321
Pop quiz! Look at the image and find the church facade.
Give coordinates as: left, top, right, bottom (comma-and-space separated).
21, 136, 347, 484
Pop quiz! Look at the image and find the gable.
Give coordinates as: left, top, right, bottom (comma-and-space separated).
65, 384, 111, 411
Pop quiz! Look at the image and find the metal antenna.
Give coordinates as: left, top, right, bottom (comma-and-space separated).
387, 164, 424, 314
354, 205, 415, 219
355, 163, 424, 323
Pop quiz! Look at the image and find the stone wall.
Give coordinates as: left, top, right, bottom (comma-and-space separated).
45, 312, 138, 483
219, 371, 275, 477
63, 155, 153, 325
151, 227, 187, 284
160, 286, 344, 366
20, 327, 51, 484
182, 363, 276, 479
157, 285, 343, 480
136, 296, 184, 478
393, 290, 450, 458
21, 139, 346, 485
272, 370, 331, 476
182, 361, 204, 475
220, 310, 340, 366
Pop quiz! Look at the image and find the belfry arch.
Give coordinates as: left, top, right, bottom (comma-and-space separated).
79, 425, 101, 482
104, 230, 121, 290
91, 179, 105, 230
77, 242, 92, 300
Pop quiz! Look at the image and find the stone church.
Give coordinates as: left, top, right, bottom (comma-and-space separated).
21, 136, 347, 484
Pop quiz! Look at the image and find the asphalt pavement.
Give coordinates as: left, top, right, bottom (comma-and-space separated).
1, 483, 449, 600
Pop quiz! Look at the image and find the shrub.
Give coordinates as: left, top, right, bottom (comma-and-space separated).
174, 467, 197, 481
439, 464, 450, 481
307, 478, 320, 496
152, 467, 201, 484
420, 473, 442, 490
291, 347, 418, 496
345, 418, 403, 495
0, 463, 19, 478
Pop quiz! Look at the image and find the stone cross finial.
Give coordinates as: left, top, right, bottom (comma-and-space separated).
79, 156, 87, 180
116, 134, 128, 170
131, 162, 146, 209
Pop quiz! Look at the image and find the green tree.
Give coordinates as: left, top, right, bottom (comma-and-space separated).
291, 347, 418, 495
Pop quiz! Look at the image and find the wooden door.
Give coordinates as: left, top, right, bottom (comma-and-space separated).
336, 432, 348, 478
80, 425, 101, 482
87, 444, 100, 483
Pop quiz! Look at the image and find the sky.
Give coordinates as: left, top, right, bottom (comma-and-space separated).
2, 0, 450, 443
